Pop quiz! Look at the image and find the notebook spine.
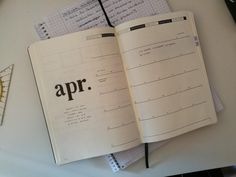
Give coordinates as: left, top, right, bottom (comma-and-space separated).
35, 22, 51, 40
105, 154, 121, 172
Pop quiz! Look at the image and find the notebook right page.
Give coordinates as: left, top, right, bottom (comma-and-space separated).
116, 11, 217, 143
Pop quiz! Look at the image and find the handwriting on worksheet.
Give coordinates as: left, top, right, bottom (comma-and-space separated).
102, 0, 170, 26
35, 0, 170, 39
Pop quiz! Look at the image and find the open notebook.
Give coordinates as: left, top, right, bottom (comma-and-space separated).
33, 0, 223, 171
29, 11, 218, 165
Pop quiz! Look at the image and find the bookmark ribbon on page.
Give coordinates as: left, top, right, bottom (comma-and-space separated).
97, 0, 114, 27
145, 143, 149, 168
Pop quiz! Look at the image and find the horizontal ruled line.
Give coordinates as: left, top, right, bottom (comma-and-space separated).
140, 101, 207, 121
91, 53, 119, 59
107, 121, 135, 130
144, 117, 211, 138
104, 104, 131, 112
131, 68, 199, 88
123, 35, 190, 54
100, 87, 128, 95
127, 52, 195, 71
135, 84, 203, 105
96, 70, 123, 77
111, 138, 139, 148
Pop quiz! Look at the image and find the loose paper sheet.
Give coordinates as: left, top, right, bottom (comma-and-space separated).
35, 0, 170, 39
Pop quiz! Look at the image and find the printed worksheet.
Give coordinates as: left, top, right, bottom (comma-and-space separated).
35, 0, 170, 39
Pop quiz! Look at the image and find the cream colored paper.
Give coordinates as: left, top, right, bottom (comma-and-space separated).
29, 28, 140, 164
116, 11, 217, 142
29, 11, 218, 164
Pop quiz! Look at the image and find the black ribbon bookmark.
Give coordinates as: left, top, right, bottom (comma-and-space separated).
145, 143, 149, 168
98, 0, 148, 169
97, 0, 114, 27
225, 0, 236, 23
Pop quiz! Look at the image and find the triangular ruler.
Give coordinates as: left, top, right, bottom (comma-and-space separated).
0, 64, 14, 125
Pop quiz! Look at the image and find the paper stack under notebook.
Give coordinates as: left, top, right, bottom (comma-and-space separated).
33, 0, 224, 172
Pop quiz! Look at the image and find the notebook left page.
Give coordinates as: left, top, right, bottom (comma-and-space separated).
28, 28, 141, 165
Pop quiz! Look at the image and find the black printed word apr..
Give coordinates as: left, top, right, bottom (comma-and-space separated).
54, 79, 91, 101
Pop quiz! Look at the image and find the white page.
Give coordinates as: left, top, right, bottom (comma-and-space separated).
35, 0, 170, 39
116, 11, 217, 142
105, 141, 167, 172
35, 0, 106, 39
102, 0, 170, 26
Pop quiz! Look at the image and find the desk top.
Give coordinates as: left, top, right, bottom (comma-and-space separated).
0, 0, 236, 176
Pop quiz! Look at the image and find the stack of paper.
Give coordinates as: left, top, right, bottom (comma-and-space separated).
35, 0, 171, 39
34, 0, 224, 172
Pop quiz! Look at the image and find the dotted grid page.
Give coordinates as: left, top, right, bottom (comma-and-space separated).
35, 0, 170, 39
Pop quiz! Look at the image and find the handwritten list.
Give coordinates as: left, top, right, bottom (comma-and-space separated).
35, 0, 170, 39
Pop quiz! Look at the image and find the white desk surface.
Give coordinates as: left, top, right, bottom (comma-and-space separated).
0, 0, 236, 176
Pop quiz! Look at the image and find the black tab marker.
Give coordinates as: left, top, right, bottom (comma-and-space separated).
130, 24, 146, 31
101, 33, 115, 38
158, 19, 172, 25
